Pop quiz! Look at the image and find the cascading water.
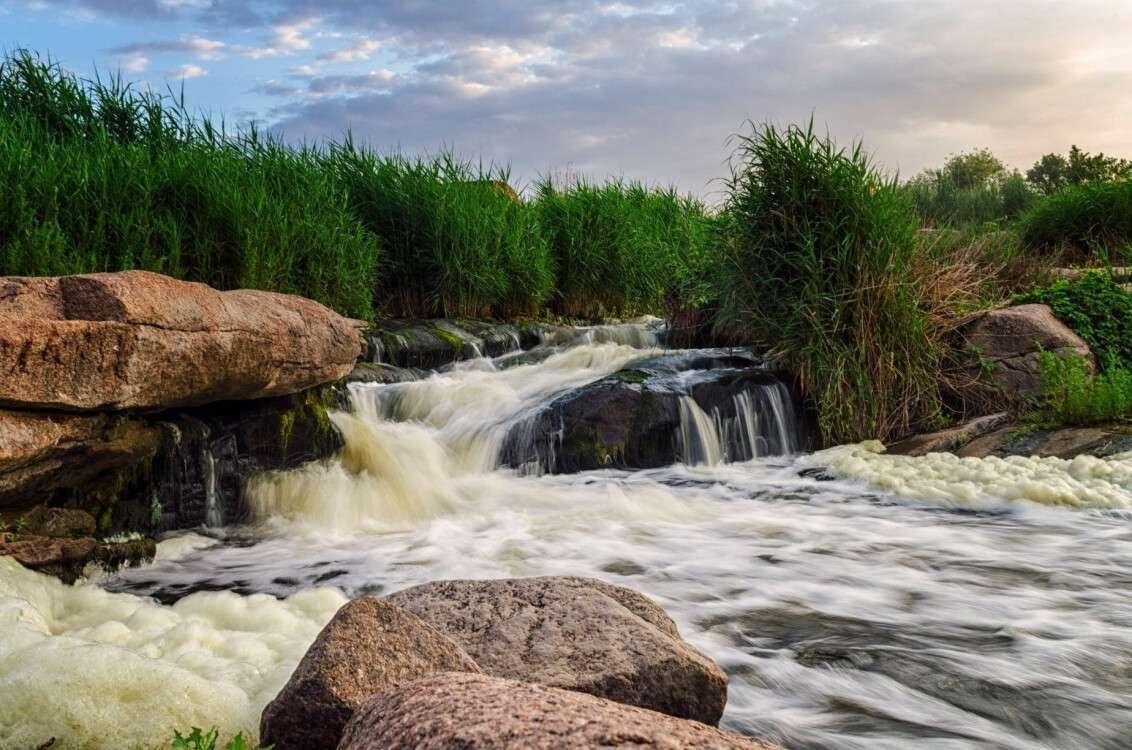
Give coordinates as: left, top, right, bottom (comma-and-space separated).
5, 322, 1132, 750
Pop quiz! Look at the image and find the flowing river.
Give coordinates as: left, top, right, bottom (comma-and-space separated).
2, 331, 1132, 749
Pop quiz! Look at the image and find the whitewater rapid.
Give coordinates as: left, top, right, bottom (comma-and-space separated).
3, 336, 1132, 749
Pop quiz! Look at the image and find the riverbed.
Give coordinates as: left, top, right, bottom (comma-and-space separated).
3, 338, 1131, 749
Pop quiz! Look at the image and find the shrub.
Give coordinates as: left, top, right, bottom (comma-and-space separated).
716, 120, 941, 444
328, 145, 551, 319
905, 172, 1036, 227
1035, 351, 1132, 425
1016, 271, 1132, 371
534, 177, 711, 318
1019, 180, 1132, 259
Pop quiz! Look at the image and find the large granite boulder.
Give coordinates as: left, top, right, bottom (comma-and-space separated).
959, 304, 1093, 400
387, 577, 728, 725
0, 271, 364, 411
259, 596, 480, 750
338, 672, 780, 750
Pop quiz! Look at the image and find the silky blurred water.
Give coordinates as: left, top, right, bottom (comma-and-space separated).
100, 342, 1132, 750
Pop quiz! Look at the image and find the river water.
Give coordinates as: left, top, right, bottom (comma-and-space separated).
2, 334, 1132, 749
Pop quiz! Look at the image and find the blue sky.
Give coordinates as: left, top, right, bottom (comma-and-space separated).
4, 1, 1131, 195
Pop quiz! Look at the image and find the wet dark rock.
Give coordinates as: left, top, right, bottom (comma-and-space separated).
13, 507, 96, 538
260, 596, 480, 750
24, 385, 344, 535
338, 672, 780, 750
0, 532, 154, 583
362, 320, 525, 369
501, 352, 802, 474
387, 576, 728, 725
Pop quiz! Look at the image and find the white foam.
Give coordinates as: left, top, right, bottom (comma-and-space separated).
812, 440, 1132, 509
0, 557, 344, 749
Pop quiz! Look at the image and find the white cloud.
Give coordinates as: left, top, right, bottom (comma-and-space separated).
169, 63, 207, 79
318, 37, 383, 63
122, 54, 149, 73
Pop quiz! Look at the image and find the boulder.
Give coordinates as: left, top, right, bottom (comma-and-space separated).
0, 533, 154, 583
362, 320, 524, 369
959, 304, 1093, 400
0, 271, 363, 411
259, 596, 480, 750
387, 577, 728, 725
0, 409, 163, 511
338, 672, 780, 750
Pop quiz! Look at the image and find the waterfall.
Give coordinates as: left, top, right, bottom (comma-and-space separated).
677, 381, 801, 466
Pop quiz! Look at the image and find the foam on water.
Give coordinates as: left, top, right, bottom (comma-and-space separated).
0, 555, 344, 749
813, 440, 1132, 509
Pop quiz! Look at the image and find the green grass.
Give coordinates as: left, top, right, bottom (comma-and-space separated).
716, 119, 943, 444
170, 726, 264, 750
1019, 179, 1132, 260
0, 49, 380, 319
533, 177, 712, 318
1034, 351, 1132, 426
328, 144, 552, 319
904, 172, 1035, 228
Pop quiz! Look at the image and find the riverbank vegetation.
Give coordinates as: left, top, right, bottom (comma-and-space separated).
4, 49, 1132, 443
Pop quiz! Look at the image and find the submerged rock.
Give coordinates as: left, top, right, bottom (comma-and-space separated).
338, 672, 780, 750
260, 596, 480, 750
387, 576, 728, 725
0, 270, 363, 411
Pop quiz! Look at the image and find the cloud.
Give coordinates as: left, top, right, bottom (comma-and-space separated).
317, 37, 383, 63
18, 0, 1132, 195
110, 35, 225, 60
169, 63, 207, 79
241, 18, 319, 59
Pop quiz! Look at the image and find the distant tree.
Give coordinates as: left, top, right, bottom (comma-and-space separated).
1026, 145, 1132, 194
939, 148, 1007, 189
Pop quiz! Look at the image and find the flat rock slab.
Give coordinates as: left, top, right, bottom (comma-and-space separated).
260, 596, 480, 750
387, 577, 728, 725
338, 672, 781, 750
888, 413, 1011, 456
0, 270, 363, 411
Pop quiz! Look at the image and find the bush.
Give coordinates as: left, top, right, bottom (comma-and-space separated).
905, 172, 1036, 227
534, 178, 711, 318
0, 49, 380, 319
329, 145, 551, 318
1019, 180, 1132, 259
716, 120, 941, 444
1016, 271, 1132, 371
1035, 352, 1132, 425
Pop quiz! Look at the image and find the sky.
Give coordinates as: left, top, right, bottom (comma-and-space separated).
3, 0, 1131, 196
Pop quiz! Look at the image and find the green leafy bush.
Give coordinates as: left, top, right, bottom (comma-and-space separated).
716, 120, 941, 444
1019, 180, 1132, 259
534, 178, 711, 318
1016, 272, 1132, 371
1035, 351, 1132, 425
